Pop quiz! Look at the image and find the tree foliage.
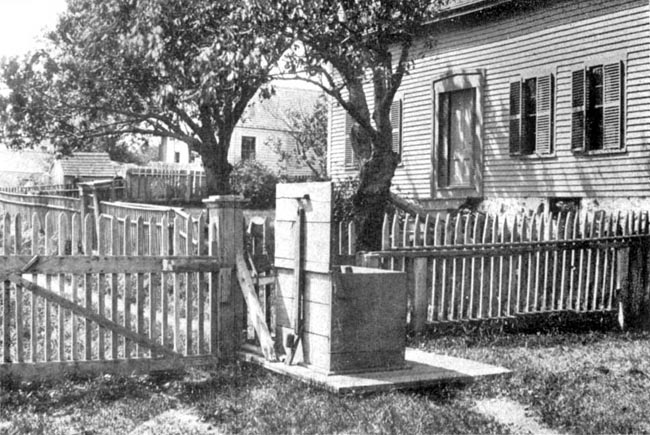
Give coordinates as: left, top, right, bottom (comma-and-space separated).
281, 0, 447, 249
0, 0, 292, 193
266, 93, 328, 180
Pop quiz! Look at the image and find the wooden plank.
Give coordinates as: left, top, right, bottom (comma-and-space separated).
459, 215, 471, 319
430, 213, 441, 321
2, 280, 9, 363
161, 216, 170, 350
31, 214, 39, 363
0, 256, 223, 275
288, 205, 305, 364
469, 214, 479, 319
148, 218, 157, 356
235, 253, 276, 361
58, 213, 68, 361
533, 216, 542, 313
173, 216, 181, 353
507, 216, 516, 316
6, 274, 180, 359
110, 216, 119, 359
136, 217, 145, 358
584, 213, 596, 311
14, 215, 23, 362
576, 214, 587, 312
516, 216, 525, 314
568, 213, 579, 311
601, 213, 612, 311
413, 257, 428, 332
542, 214, 551, 311
498, 218, 506, 317
185, 217, 193, 356
45, 213, 54, 362
84, 215, 93, 361
449, 215, 460, 320
525, 215, 534, 313
593, 213, 604, 310
478, 216, 489, 318
488, 216, 498, 318
123, 216, 132, 359
559, 212, 571, 311
440, 215, 451, 320
197, 215, 206, 354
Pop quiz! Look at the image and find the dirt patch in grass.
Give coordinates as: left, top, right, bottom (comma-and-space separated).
474, 397, 561, 435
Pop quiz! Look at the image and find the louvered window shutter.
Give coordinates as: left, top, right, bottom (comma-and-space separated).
535, 74, 553, 155
602, 61, 623, 150
344, 112, 355, 167
571, 69, 586, 152
509, 80, 522, 155
390, 98, 403, 157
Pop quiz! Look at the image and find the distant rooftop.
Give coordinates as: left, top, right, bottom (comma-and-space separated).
56, 152, 119, 178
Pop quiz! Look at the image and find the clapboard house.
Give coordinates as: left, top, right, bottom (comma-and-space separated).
328, 0, 650, 213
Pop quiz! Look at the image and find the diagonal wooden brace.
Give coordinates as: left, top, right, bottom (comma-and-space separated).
235, 253, 277, 362
6, 273, 180, 359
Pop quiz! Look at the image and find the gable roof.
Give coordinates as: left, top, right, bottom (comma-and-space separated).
238, 85, 323, 132
56, 152, 119, 178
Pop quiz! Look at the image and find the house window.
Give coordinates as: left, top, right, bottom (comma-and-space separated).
438, 88, 474, 188
509, 74, 554, 156
432, 69, 484, 199
571, 61, 623, 153
241, 136, 256, 161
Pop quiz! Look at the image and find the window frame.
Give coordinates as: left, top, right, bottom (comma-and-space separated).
509, 67, 555, 159
241, 136, 256, 161
570, 53, 626, 156
431, 69, 484, 199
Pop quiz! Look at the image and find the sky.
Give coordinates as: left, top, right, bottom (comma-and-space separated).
0, 0, 67, 57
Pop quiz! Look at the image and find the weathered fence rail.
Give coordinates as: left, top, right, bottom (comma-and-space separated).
347, 210, 650, 331
125, 166, 207, 203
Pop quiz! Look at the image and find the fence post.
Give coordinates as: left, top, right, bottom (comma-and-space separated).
203, 195, 247, 359
618, 240, 650, 330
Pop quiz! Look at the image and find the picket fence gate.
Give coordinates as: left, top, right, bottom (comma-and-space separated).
0, 196, 244, 380
343, 210, 650, 330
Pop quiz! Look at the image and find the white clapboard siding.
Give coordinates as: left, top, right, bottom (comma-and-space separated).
329, 0, 650, 201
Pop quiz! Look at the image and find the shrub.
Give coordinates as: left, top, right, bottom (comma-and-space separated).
230, 160, 278, 209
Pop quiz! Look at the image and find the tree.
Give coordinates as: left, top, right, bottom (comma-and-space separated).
281, 0, 446, 250
0, 0, 291, 194
266, 93, 328, 180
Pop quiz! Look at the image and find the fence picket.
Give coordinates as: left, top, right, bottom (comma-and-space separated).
45, 212, 54, 362
526, 215, 535, 313
14, 214, 24, 362
136, 217, 145, 358
469, 214, 480, 319
498, 217, 506, 317
173, 215, 182, 352
110, 215, 119, 359
459, 214, 471, 319
31, 214, 39, 362
478, 215, 489, 319
449, 215, 461, 320
148, 217, 157, 356
440, 215, 452, 320
197, 214, 206, 354
430, 213, 441, 321
84, 214, 93, 360
57, 213, 68, 361
185, 216, 194, 356
123, 216, 132, 358
161, 216, 170, 348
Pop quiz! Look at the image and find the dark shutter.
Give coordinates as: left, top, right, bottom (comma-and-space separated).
602, 61, 623, 150
509, 80, 522, 155
344, 112, 355, 167
390, 98, 403, 157
571, 68, 586, 152
438, 93, 450, 188
535, 74, 553, 155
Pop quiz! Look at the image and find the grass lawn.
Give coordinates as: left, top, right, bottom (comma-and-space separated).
1, 329, 649, 434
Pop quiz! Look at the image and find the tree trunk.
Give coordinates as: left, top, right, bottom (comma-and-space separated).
199, 135, 232, 195
353, 149, 399, 251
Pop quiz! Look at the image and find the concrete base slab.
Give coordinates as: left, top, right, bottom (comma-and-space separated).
239, 347, 510, 394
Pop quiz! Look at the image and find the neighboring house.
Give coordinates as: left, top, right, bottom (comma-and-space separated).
50, 152, 120, 185
158, 82, 323, 179
329, 0, 650, 213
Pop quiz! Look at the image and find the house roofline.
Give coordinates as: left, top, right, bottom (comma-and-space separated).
431, 0, 515, 23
